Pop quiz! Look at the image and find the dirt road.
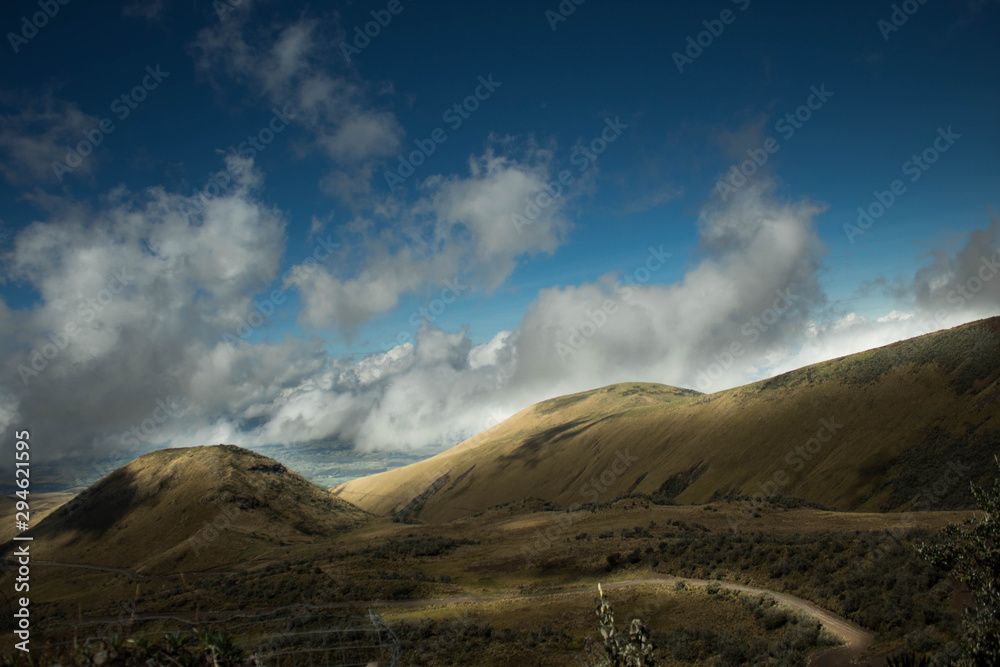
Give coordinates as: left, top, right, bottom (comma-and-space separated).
29, 562, 873, 664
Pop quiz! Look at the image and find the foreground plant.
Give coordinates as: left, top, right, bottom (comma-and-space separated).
593, 583, 656, 667
918, 456, 1000, 666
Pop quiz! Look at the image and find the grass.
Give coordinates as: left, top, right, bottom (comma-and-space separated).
336, 317, 1000, 521
1, 499, 975, 664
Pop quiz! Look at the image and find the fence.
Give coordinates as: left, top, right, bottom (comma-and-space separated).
31, 604, 401, 666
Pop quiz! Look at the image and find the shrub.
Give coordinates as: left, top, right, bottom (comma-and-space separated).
918, 456, 1000, 666
592, 584, 656, 666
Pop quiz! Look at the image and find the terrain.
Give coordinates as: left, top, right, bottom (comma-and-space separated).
1, 317, 998, 664
334, 317, 1000, 522
12, 445, 367, 574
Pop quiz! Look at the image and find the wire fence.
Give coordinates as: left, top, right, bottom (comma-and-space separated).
37, 605, 401, 666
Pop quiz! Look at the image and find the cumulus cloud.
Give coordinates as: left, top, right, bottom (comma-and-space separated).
762, 211, 1000, 377
506, 178, 828, 394
909, 213, 1000, 316
292, 145, 573, 332
0, 157, 293, 470
0, 158, 996, 482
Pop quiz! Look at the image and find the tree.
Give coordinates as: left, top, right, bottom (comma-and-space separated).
918, 456, 1000, 666
592, 583, 656, 666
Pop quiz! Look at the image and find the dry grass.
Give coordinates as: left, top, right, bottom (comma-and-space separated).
334, 317, 1000, 522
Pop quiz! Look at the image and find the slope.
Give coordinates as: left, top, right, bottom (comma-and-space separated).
333, 317, 1000, 522
7, 444, 368, 573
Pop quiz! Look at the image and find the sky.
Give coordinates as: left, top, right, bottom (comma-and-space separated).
0, 0, 998, 486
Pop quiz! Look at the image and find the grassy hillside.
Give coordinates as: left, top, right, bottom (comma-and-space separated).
5, 444, 369, 573
334, 317, 1000, 522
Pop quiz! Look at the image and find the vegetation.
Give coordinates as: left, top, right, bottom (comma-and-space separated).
359, 535, 477, 559
1, 629, 249, 666
7, 317, 1000, 663
391, 617, 568, 666
654, 600, 833, 665
336, 318, 1000, 521
591, 583, 656, 666
918, 457, 1000, 665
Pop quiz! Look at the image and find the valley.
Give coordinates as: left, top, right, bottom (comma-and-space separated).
1, 318, 998, 665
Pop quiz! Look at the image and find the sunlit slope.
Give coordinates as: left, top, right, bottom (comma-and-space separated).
333, 383, 701, 520
333, 317, 1000, 522
7, 445, 368, 573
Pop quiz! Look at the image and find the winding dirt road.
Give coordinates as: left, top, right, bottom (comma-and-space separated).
19, 561, 873, 664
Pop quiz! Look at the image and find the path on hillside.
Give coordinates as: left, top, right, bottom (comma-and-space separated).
46, 564, 873, 664
607, 577, 874, 666
380, 575, 873, 666
0, 556, 237, 578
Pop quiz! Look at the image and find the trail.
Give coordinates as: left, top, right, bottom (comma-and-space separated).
46, 564, 873, 664
612, 577, 874, 666
381, 575, 873, 666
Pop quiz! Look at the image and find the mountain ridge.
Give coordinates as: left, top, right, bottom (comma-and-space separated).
333, 317, 1000, 522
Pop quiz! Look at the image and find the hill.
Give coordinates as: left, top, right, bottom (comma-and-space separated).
7, 444, 368, 573
333, 317, 1000, 522
0, 491, 76, 544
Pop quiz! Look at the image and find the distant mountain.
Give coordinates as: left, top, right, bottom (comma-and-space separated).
333, 317, 1000, 522
0, 491, 75, 544
9, 445, 368, 573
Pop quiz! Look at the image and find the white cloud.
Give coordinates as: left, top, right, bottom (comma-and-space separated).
293, 145, 572, 332
0, 157, 293, 467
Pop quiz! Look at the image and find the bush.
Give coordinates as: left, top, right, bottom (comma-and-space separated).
918, 456, 1000, 665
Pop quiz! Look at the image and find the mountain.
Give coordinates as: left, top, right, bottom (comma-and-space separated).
333, 317, 1000, 523
11, 445, 368, 573
0, 491, 76, 544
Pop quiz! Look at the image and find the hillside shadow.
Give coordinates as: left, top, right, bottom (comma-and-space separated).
498, 416, 617, 470
34, 468, 140, 541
